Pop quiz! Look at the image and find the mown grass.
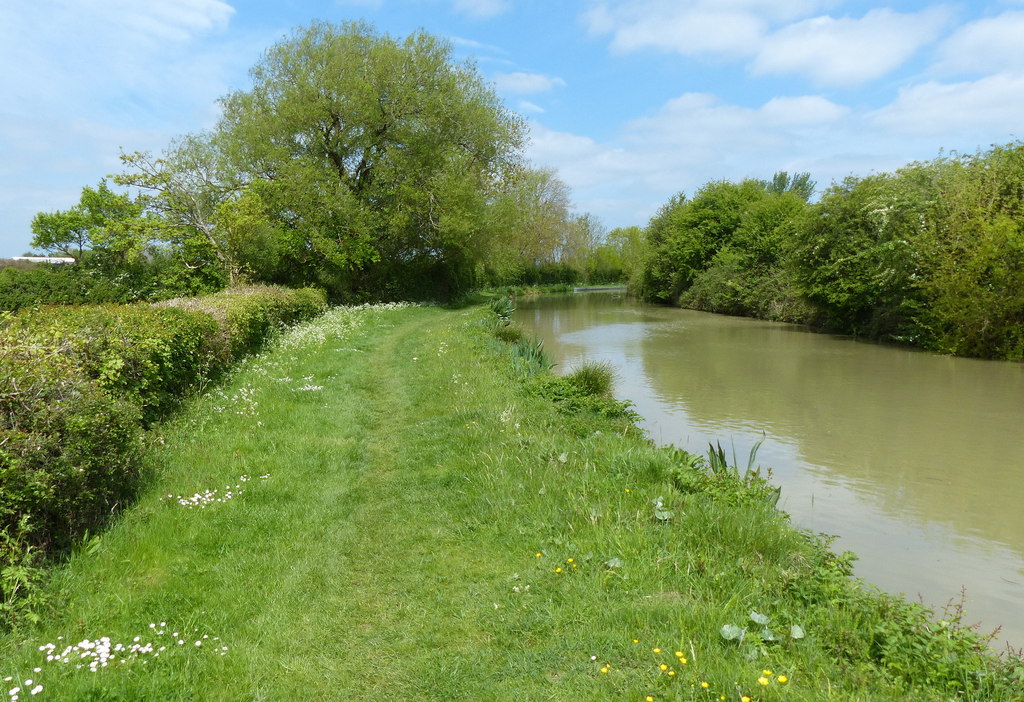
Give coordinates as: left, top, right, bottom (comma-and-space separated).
0, 302, 1020, 700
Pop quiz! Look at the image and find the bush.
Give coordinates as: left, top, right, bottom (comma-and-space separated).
2, 305, 220, 425
0, 284, 327, 629
0, 348, 143, 627
156, 285, 327, 363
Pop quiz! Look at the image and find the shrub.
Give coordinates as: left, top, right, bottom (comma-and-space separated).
0, 347, 144, 627
157, 285, 327, 363
1, 304, 220, 425
0, 284, 327, 629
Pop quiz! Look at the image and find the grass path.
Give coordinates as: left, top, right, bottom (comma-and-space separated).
1, 303, 1019, 701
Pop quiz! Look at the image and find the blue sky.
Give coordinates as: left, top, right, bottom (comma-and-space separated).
2, 0, 1022, 256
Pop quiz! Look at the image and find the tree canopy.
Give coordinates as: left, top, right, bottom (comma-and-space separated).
212, 21, 526, 298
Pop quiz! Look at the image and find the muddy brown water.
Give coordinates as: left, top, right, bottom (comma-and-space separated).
515, 293, 1024, 651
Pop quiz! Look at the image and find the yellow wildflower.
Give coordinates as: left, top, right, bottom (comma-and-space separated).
668, 671, 675, 677
535, 552, 542, 558
762, 669, 773, 676
777, 675, 788, 684
660, 664, 668, 671
652, 648, 661, 654
742, 697, 751, 702
700, 681, 709, 689
555, 567, 562, 573
632, 639, 639, 644
600, 666, 609, 674
758, 676, 770, 686
646, 697, 654, 702
674, 651, 683, 658
567, 558, 574, 563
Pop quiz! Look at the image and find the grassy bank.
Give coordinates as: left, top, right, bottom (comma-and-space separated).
0, 302, 1019, 700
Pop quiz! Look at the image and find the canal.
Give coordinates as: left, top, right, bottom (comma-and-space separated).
515, 292, 1024, 651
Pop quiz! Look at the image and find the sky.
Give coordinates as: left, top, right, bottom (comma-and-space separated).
1, 0, 1022, 256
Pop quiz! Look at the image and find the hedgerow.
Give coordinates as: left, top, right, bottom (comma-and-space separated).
0, 285, 327, 628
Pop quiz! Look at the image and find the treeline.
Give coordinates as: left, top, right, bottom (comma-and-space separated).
16, 21, 629, 309
639, 142, 1024, 360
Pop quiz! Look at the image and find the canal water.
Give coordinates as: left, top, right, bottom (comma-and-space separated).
514, 293, 1024, 651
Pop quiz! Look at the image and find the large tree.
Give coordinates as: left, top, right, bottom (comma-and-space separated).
215, 21, 525, 298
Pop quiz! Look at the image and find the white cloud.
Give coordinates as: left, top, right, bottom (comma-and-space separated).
493, 72, 567, 94
527, 122, 633, 190
518, 100, 546, 114
869, 72, 1024, 137
582, 0, 828, 57
933, 11, 1024, 74
449, 35, 509, 54
453, 0, 509, 19
751, 8, 949, 86
759, 96, 850, 125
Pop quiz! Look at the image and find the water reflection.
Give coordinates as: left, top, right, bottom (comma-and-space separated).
515, 293, 1024, 649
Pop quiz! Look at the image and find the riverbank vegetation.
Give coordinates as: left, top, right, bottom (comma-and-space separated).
638, 142, 1024, 359
1, 302, 1019, 699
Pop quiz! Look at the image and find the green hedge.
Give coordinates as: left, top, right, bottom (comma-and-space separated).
156, 285, 327, 362
4, 305, 220, 425
0, 285, 327, 627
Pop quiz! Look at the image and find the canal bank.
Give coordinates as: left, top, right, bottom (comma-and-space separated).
515, 292, 1024, 652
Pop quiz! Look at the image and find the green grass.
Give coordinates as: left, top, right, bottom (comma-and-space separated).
0, 302, 1020, 700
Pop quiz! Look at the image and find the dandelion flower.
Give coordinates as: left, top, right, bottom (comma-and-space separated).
536, 552, 542, 558
742, 697, 751, 702
701, 681, 709, 689
668, 671, 675, 677
632, 639, 639, 644
652, 648, 661, 654
680, 657, 688, 664
660, 664, 668, 671
567, 558, 574, 563
674, 651, 683, 658
555, 567, 563, 574
646, 697, 654, 702
763, 669, 773, 676
758, 676, 770, 686
777, 675, 788, 684
600, 666, 609, 674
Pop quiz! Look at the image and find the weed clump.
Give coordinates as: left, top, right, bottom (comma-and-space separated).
565, 360, 616, 396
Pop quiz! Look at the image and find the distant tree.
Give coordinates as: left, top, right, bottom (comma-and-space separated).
31, 180, 150, 267
641, 180, 768, 301
764, 171, 816, 201
485, 167, 573, 278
